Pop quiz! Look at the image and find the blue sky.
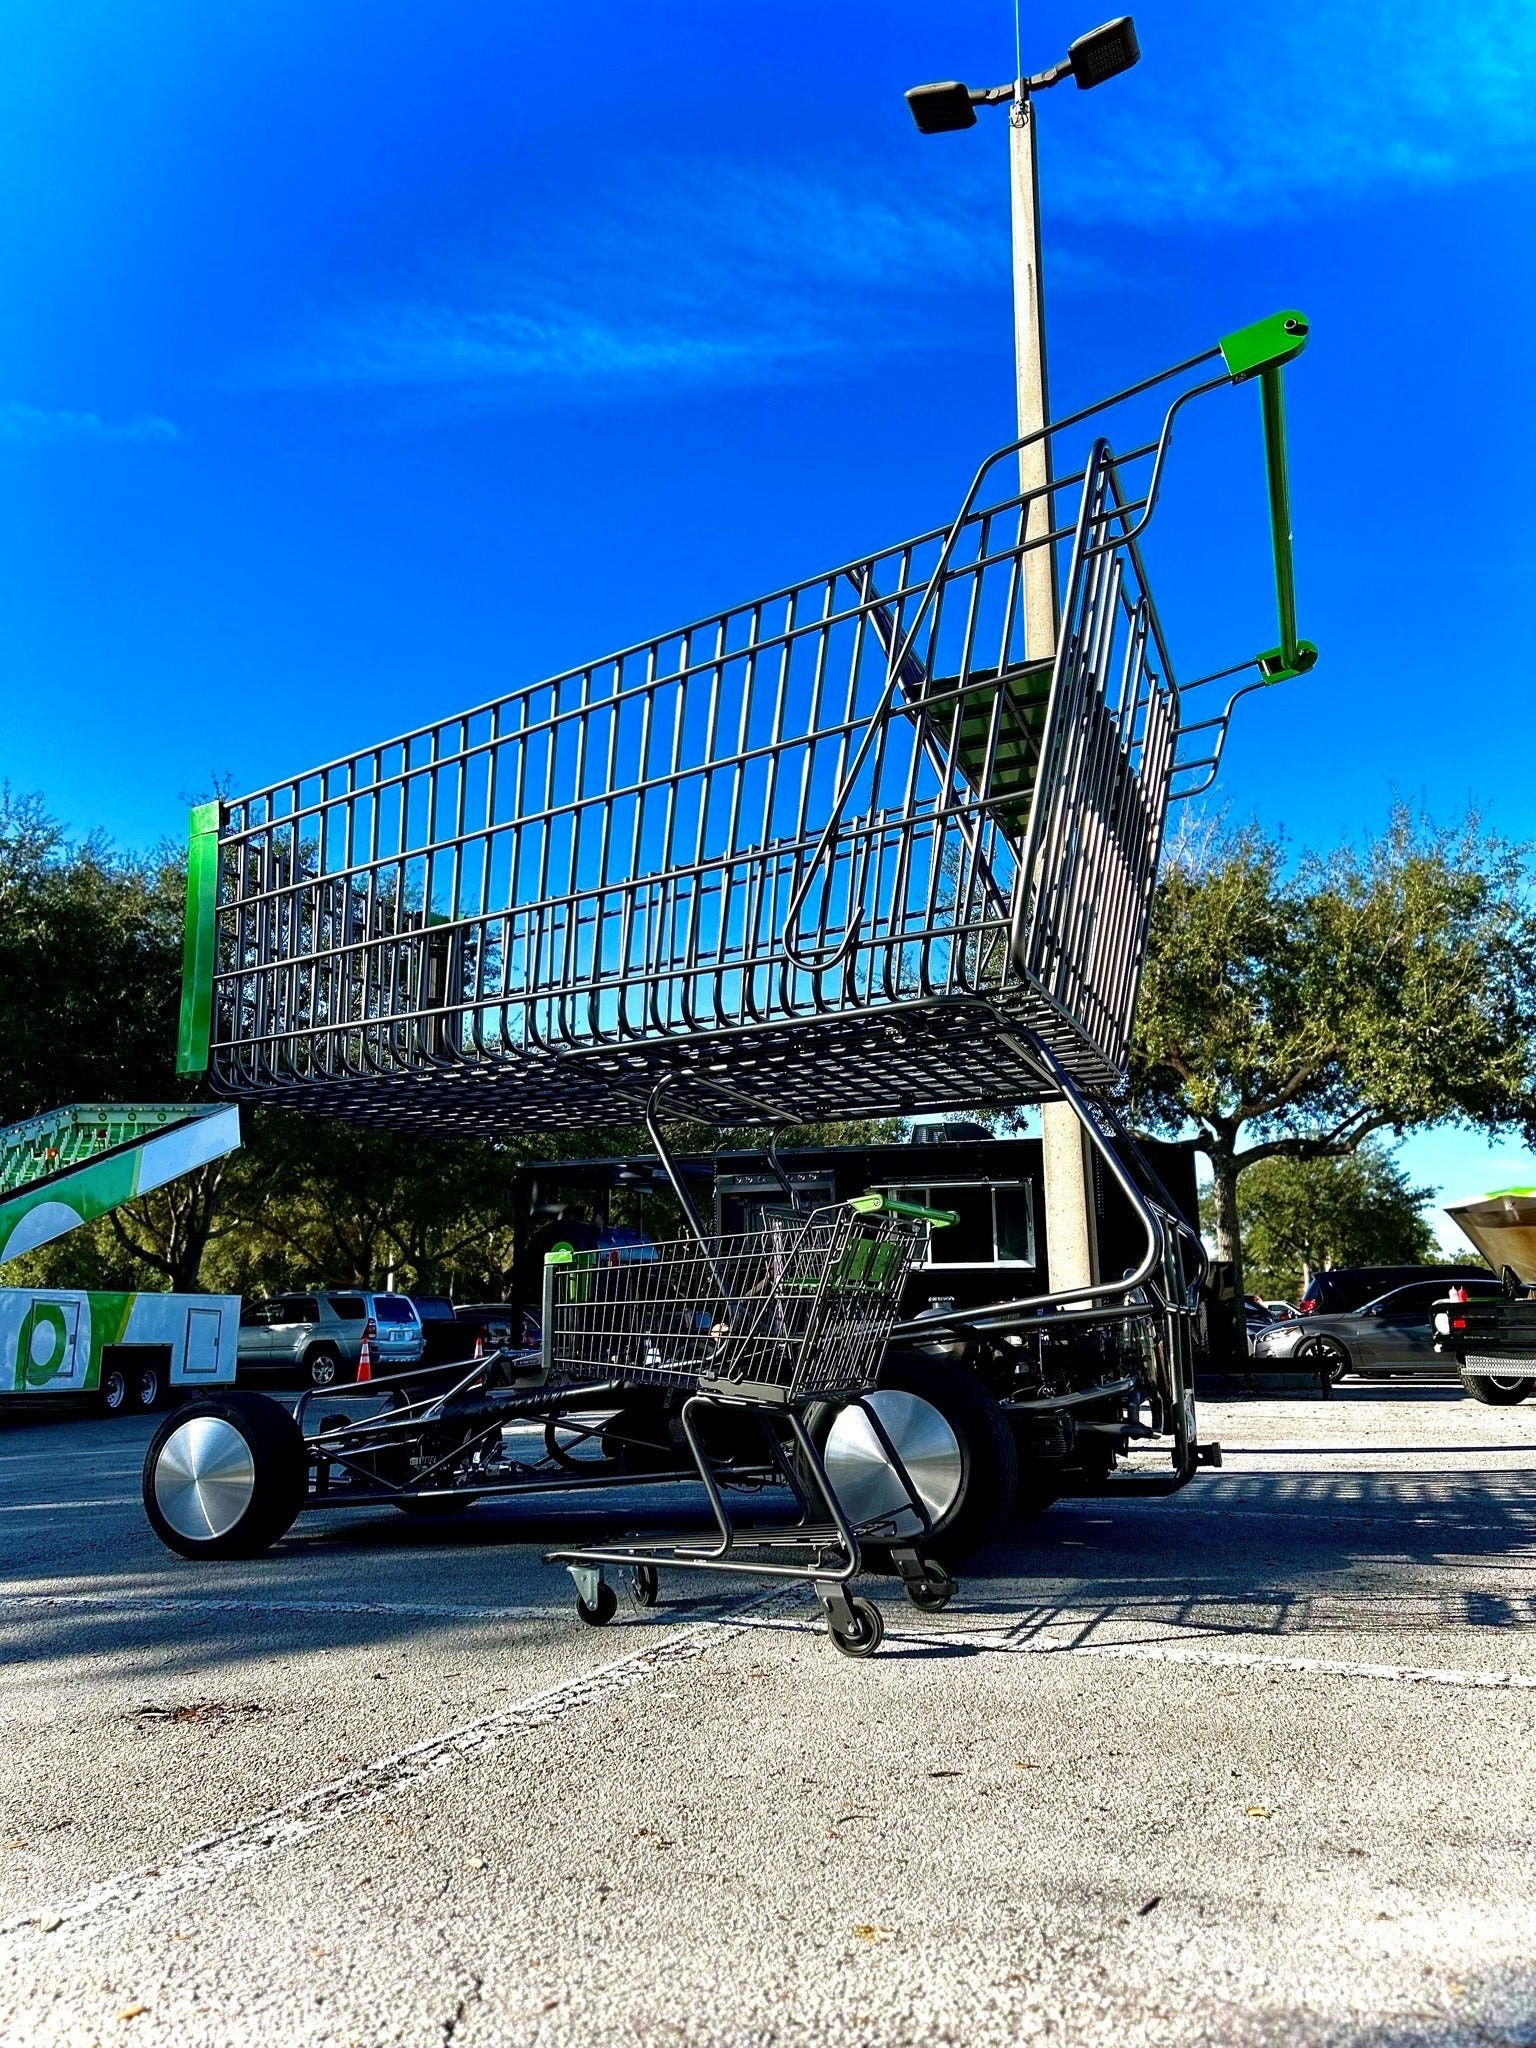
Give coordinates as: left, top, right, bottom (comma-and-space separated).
4, 0, 1535, 1229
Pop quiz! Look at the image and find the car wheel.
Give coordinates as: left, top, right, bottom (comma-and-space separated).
1299, 1336, 1350, 1384
817, 1351, 1017, 1571
1462, 1373, 1536, 1406
305, 1345, 344, 1390
142, 1391, 308, 1559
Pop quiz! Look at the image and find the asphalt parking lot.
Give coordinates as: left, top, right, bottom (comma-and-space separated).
3, 1385, 1536, 2048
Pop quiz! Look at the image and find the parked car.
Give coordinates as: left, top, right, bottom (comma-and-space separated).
1260, 1300, 1294, 1321
1295, 1264, 1488, 1317
1251, 1277, 1505, 1382
236, 1290, 425, 1388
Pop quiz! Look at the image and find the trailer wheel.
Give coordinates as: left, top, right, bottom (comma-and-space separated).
98, 1364, 130, 1418
1463, 1373, 1536, 1406
818, 1352, 1017, 1571
142, 1392, 307, 1560
132, 1359, 164, 1413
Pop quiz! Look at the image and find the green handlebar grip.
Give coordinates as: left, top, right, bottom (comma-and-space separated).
847, 1192, 959, 1227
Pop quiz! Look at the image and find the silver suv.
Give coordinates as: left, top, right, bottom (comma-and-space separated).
236, 1291, 425, 1388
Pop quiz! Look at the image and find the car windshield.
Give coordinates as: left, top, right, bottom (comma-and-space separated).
371, 1296, 418, 1323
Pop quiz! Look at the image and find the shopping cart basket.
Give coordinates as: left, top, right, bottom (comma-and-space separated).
541, 1190, 961, 1656
175, 310, 1315, 1133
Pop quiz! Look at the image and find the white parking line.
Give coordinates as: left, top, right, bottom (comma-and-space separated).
0, 1595, 788, 1944
0, 1498, 138, 1513
0, 1590, 560, 1623
726, 1613, 1536, 1691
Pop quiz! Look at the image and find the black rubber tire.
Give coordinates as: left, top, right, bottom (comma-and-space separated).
575, 1580, 619, 1627
904, 1563, 957, 1612
98, 1364, 130, 1418
596, 1403, 677, 1475
142, 1391, 308, 1560
1299, 1337, 1350, 1384
630, 1564, 660, 1608
856, 1352, 1017, 1572
132, 1360, 164, 1413
1463, 1373, 1536, 1406
305, 1346, 345, 1391
827, 1595, 884, 1659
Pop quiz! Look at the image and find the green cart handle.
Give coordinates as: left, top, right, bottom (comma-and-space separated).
1219, 309, 1318, 686
846, 1191, 960, 1227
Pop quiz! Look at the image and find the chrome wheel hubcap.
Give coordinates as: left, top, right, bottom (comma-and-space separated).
822, 1391, 964, 1530
153, 1417, 257, 1541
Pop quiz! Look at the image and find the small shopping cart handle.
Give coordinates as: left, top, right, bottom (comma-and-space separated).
846, 1191, 960, 1227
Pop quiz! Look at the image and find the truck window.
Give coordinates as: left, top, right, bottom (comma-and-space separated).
328, 1296, 366, 1320
372, 1296, 417, 1323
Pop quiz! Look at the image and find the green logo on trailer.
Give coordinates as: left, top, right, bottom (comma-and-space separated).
17, 1301, 69, 1388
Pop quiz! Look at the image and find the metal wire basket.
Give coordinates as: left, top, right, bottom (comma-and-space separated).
178, 313, 1313, 1134
540, 1194, 938, 1404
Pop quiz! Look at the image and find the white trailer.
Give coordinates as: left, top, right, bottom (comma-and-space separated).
1, 1286, 240, 1415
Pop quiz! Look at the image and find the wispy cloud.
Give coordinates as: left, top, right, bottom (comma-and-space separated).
244, 158, 1004, 410
245, 0, 1536, 415
1053, 0, 1536, 226
0, 401, 178, 446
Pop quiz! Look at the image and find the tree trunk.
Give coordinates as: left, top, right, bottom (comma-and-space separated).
1205, 1132, 1245, 1307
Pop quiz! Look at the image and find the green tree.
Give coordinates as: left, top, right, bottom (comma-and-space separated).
0, 785, 185, 1122
1131, 808, 1536, 1298
1202, 1144, 1436, 1302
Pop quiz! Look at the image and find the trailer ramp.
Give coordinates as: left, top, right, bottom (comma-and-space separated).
0, 1103, 240, 1266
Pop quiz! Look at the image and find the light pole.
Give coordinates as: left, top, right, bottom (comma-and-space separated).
905, 19, 1140, 1296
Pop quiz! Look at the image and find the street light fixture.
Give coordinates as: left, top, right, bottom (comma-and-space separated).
902, 17, 1139, 133
902, 18, 1141, 1299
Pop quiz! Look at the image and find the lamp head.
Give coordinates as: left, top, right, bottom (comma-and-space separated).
1067, 16, 1140, 88
904, 81, 979, 134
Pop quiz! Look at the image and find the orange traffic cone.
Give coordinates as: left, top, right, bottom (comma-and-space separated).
357, 1317, 376, 1382
473, 1333, 484, 1362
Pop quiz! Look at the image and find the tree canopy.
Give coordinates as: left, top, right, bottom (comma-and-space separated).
1204, 1144, 1439, 1302
1131, 806, 1536, 1295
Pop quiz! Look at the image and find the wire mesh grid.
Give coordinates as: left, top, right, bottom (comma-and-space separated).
198, 352, 1273, 1134
542, 1204, 926, 1402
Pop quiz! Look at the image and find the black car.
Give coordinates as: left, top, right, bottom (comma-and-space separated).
1296, 1264, 1489, 1318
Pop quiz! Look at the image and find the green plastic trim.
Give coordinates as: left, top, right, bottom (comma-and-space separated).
544, 1246, 575, 1266
848, 1191, 960, 1227
175, 801, 222, 1077
1219, 310, 1309, 383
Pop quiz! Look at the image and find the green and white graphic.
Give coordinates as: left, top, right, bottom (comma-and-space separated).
1, 1286, 238, 1395
0, 1102, 240, 1266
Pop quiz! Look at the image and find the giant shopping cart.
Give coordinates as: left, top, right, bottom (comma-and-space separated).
147, 311, 1316, 1649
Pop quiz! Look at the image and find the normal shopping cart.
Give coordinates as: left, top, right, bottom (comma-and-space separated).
541, 1190, 960, 1655
155, 307, 1316, 1647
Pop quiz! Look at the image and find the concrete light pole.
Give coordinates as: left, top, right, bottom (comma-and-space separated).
905, 17, 1140, 1293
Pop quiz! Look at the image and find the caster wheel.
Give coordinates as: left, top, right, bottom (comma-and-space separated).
629, 1564, 659, 1609
575, 1580, 618, 1627
905, 1564, 958, 1613
827, 1596, 884, 1659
